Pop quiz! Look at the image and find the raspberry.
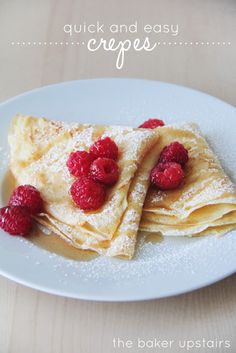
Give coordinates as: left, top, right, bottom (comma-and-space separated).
158, 141, 189, 166
90, 137, 118, 160
66, 150, 95, 178
90, 158, 119, 186
138, 119, 165, 129
70, 177, 106, 211
9, 185, 43, 215
150, 162, 185, 190
0, 206, 32, 236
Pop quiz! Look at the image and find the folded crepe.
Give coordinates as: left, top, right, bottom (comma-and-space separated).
8, 115, 160, 259
141, 123, 236, 237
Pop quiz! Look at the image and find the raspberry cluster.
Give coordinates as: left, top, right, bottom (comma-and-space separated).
138, 118, 189, 191
150, 141, 189, 190
67, 137, 120, 211
0, 185, 44, 237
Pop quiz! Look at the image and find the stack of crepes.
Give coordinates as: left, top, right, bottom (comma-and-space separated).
8, 115, 236, 259
141, 123, 236, 237
8, 115, 160, 259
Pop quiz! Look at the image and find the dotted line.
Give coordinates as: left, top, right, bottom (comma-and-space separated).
10, 41, 231, 46
158, 41, 231, 46
10, 41, 85, 46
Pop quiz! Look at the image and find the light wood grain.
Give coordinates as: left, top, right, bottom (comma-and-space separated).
0, 1, 236, 352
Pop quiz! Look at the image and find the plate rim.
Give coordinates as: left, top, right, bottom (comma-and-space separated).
0, 261, 235, 302
0, 77, 235, 110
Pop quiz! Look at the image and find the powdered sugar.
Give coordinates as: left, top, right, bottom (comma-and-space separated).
0, 146, 9, 171
13, 229, 236, 287
102, 126, 156, 161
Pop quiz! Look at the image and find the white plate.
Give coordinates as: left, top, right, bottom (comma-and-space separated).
0, 79, 235, 301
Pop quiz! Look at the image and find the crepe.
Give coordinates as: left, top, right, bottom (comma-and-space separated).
8, 115, 160, 259
140, 123, 236, 237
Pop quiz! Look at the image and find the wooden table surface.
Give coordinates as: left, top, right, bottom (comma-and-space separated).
0, 1, 235, 352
